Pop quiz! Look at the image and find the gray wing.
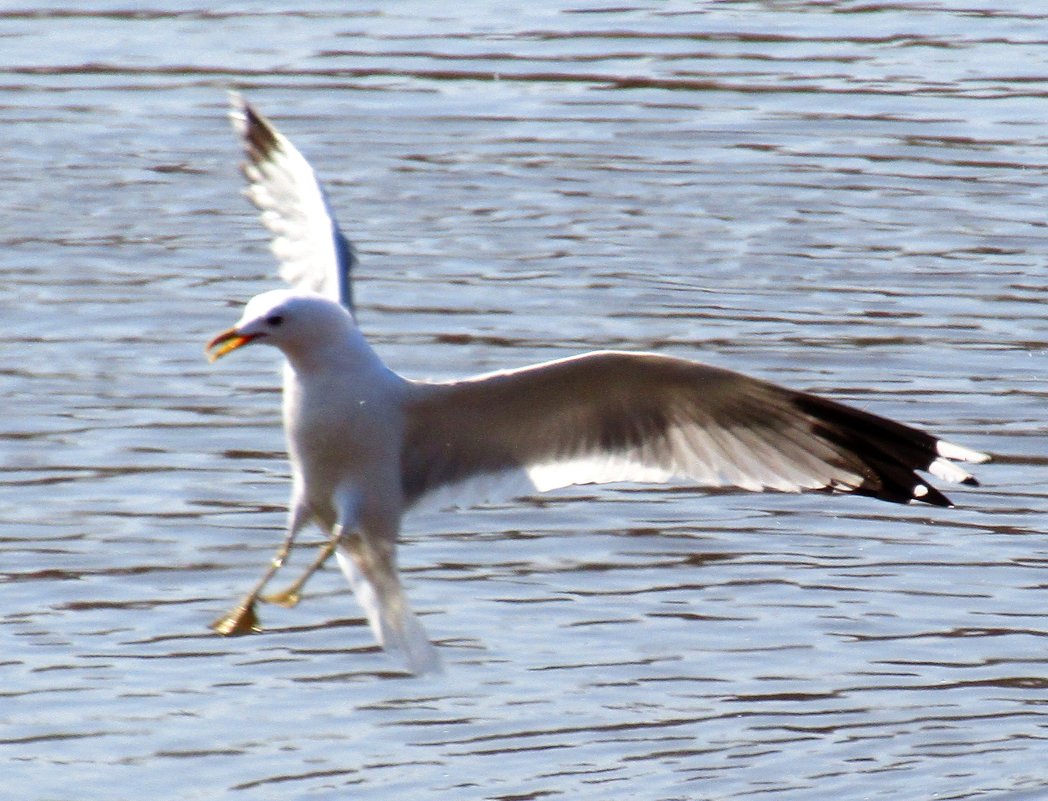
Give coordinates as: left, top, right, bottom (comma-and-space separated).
229, 93, 356, 312
400, 351, 988, 510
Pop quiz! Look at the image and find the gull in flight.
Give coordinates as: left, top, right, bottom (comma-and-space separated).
207, 94, 990, 675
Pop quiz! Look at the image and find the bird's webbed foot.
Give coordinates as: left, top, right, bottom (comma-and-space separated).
210, 596, 263, 636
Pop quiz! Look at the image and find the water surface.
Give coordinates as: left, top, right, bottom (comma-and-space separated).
1, 2, 1046, 799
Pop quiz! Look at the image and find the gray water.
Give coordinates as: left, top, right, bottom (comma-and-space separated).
2, 2, 1047, 799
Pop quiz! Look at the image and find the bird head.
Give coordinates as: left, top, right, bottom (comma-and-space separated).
206, 289, 352, 363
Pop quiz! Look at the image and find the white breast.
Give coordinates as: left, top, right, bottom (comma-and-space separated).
282, 357, 407, 522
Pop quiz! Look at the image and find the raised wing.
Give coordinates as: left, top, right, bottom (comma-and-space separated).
400, 351, 988, 510
229, 93, 356, 312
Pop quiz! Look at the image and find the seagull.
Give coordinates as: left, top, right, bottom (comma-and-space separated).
207, 95, 990, 675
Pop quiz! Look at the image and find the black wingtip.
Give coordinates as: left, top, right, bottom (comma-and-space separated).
791, 393, 984, 510
228, 92, 280, 163
919, 484, 953, 508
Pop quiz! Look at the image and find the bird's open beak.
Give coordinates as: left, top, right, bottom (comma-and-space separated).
206, 327, 257, 362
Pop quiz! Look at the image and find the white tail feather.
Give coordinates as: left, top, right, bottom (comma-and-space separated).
335, 545, 442, 675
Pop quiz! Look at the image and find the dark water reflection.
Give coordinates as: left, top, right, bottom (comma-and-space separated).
2, 2, 1046, 799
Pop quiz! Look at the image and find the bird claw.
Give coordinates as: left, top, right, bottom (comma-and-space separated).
261, 587, 301, 608
210, 599, 262, 636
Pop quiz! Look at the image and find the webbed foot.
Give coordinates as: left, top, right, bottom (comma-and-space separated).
211, 597, 262, 635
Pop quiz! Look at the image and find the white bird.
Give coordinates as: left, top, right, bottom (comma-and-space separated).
207, 96, 990, 675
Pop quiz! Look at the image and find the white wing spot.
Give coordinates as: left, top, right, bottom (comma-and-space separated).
936, 440, 990, 464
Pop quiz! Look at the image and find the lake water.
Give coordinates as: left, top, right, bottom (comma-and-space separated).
2, 2, 1047, 799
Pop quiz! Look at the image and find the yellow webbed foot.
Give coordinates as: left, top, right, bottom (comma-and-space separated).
261, 587, 301, 608
210, 598, 262, 636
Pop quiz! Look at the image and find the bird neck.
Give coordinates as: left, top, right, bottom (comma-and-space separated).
282, 325, 394, 384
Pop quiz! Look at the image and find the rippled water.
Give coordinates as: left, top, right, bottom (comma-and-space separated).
2, 2, 1047, 799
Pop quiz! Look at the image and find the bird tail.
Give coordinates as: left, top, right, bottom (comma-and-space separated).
335, 542, 442, 675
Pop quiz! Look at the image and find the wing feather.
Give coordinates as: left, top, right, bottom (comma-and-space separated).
229, 93, 356, 312
401, 351, 988, 509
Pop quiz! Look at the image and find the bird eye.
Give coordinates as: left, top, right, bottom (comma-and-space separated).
266, 314, 284, 327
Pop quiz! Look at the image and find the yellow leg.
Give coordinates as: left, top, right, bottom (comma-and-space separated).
211, 516, 305, 636
262, 538, 338, 608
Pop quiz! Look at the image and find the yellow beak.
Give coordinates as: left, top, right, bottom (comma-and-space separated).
206, 327, 257, 362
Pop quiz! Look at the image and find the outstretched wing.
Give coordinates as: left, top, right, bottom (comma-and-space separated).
229, 92, 356, 312
401, 351, 988, 510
